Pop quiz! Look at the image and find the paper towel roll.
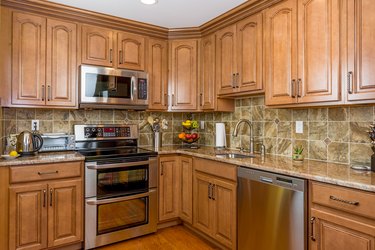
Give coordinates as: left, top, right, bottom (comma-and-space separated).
215, 123, 226, 148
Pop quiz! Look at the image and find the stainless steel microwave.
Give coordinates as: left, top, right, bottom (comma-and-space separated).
80, 65, 148, 110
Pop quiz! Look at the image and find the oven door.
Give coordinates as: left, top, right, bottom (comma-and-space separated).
85, 157, 157, 199
85, 189, 157, 249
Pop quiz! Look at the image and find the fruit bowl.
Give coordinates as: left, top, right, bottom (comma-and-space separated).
178, 132, 200, 144
1, 154, 20, 160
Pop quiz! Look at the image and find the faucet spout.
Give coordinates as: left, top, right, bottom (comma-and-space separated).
232, 119, 254, 154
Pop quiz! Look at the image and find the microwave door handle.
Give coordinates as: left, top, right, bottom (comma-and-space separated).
131, 76, 136, 100
86, 189, 156, 205
86, 160, 150, 170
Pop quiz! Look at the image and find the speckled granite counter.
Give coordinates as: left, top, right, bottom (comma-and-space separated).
0, 151, 85, 167
154, 146, 375, 192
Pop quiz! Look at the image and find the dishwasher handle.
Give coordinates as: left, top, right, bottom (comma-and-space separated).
260, 176, 273, 183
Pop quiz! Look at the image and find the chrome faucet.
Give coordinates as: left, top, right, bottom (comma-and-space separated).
232, 119, 254, 154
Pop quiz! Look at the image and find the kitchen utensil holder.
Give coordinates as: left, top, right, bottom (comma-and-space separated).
153, 131, 162, 152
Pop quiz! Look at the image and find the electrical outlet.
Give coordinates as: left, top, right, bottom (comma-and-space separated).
31, 120, 39, 131
296, 121, 303, 134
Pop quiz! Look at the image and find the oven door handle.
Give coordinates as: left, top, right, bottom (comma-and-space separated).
86, 160, 150, 170
86, 189, 156, 205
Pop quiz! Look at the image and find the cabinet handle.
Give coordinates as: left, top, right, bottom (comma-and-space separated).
329, 195, 359, 206
43, 189, 46, 207
291, 80, 296, 98
47, 85, 51, 101
211, 184, 216, 200
310, 217, 316, 241
232, 74, 236, 88
49, 188, 53, 207
119, 50, 123, 64
347, 71, 353, 94
236, 73, 240, 88
208, 183, 212, 199
160, 163, 164, 176
164, 94, 168, 107
297, 79, 302, 98
41, 85, 45, 101
200, 93, 203, 106
172, 94, 175, 106
109, 49, 113, 63
38, 170, 58, 175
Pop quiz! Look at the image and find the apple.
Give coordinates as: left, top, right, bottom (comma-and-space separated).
185, 134, 192, 139
191, 133, 198, 139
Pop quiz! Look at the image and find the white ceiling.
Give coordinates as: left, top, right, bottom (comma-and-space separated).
47, 0, 247, 28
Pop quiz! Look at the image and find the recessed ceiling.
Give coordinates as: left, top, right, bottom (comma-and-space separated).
47, 0, 247, 28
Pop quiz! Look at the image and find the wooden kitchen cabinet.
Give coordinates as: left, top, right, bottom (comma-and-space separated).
169, 39, 199, 110
200, 34, 216, 110
180, 156, 193, 224
148, 38, 168, 110
345, 0, 375, 102
193, 158, 237, 249
309, 181, 375, 250
158, 156, 180, 221
117, 31, 145, 71
8, 161, 83, 250
265, 0, 341, 106
81, 25, 114, 67
12, 12, 77, 107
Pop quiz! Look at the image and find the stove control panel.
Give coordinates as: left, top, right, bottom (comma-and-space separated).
74, 124, 138, 141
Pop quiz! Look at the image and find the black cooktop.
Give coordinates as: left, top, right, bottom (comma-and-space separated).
78, 147, 157, 161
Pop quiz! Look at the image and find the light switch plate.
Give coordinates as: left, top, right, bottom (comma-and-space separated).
296, 121, 303, 134
200, 121, 205, 130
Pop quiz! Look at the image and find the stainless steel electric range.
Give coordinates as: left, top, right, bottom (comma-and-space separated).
74, 124, 158, 250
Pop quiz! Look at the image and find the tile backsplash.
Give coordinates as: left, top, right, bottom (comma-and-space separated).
1, 96, 374, 166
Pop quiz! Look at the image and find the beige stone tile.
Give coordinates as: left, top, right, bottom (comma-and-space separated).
327, 122, 350, 142
252, 122, 263, 137
350, 122, 371, 143
277, 138, 292, 156
292, 140, 308, 158
292, 121, 308, 140
277, 121, 292, 138
16, 120, 31, 133
100, 110, 114, 121
328, 107, 348, 121
328, 142, 349, 164
251, 106, 264, 121
278, 109, 292, 121
114, 110, 127, 120
350, 106, 373, 122
232, 108, 241, 121
127, 111, 140, 121
139, 133, 153, 147
309, 140, 327, 161
241, 98, 251, 106
39, 121, 53, 133
35, 109, 53, 120
69, 110, 85, 122
235, 99, 241, 107
3, 120, 16, 135
204, 113, 213, 121
53, 110, 70, 121
251, 96, 265, 106
264, 122, 277, 138
53, 121, 70, 133
309, 108, 327, 121
293, 109, 308, 121
17, 108, 35, 120
309, 122, 327, 140
350, 143, 372, 165
222, 112, 232, 121
162, 132, 174, 145
3, 108, 16, 119
264, 108, 277, 121
213, 112, 222, 121
263, 138, 277, 154
85, 110, 100, 121
241, 107, 251, 120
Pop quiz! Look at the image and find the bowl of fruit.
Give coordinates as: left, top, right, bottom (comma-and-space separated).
178, 132, 200, 144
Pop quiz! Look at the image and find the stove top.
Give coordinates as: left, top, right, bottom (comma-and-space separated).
79, 146, 157, 161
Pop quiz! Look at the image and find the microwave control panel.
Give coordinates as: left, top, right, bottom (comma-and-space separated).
84, 126, 131, 138
138, 78, 148, 100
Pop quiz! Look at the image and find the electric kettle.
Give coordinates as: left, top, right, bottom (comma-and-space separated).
16, 131, 43, 156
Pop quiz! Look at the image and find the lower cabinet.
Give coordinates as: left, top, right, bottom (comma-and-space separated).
8, 162, 83, 250
180, 156, 193, 224
310, 181, 375, 250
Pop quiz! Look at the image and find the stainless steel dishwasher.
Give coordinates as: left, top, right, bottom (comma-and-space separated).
238, 167, 307, 250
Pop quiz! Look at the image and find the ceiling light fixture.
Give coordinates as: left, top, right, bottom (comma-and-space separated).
140, 0, 158, 5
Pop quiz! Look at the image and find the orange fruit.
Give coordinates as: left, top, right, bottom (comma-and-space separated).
178, 132, 186, 139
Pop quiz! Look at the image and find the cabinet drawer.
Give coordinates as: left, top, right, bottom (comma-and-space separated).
10, 161, 82, 183
311, 181, 375, 219
194, 158, 236, 181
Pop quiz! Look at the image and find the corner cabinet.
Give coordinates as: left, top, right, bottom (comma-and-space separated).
169, 39, 199, 110
265, 0, 341, 106
11, 12, 77, 107
148, 38, 169, 110
8, 161, 83, 250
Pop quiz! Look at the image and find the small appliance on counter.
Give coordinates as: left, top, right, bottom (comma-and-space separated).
40, 133, 75, 152
369, 124, 375, 171
16, 130, 43, 156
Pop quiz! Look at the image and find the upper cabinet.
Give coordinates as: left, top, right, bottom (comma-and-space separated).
12, 12, 77, 108
169, 39, 199, 110
148, 38, 168, 110
200, 35, 216, 110
345, 0, 375, 102
265, 0, 341, 106
216, 12, 264, 97
81, 25, 146, 71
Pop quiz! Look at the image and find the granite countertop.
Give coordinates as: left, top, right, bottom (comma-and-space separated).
0, 151, 85, 167
155, 146, 375, 192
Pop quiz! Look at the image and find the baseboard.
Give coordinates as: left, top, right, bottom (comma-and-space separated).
182, 223, 229, 250
157, 219, 181, 230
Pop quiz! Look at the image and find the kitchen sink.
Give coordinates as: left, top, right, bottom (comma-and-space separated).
215, 153, 256, 159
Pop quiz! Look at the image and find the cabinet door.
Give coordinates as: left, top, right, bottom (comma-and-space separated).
117, 32, 145, 71
148, 38, 168, 110
159, 156, 180, 221
297, 0, 341, 103
310, 209, 375, 250
12, 12, 46, 106
170, 39, 198, 110
200, 35, 216, 110
46, 19, 77, 107
212, 178, 237, 249
9, 183, 48, 250
193, 172, 212, 236
346, 0, 375, 101
180, 156, 193, 224
216, 25, 237, 95
81, 25, 114, 67
264, 0, 298, 105
237, 12, 263, 93
47, 179, 82, 248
